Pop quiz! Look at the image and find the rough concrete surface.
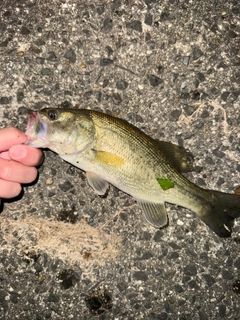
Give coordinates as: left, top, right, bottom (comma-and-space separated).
0, 0, 240, 319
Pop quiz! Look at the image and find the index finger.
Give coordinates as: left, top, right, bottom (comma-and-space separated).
0, 127, 27, 152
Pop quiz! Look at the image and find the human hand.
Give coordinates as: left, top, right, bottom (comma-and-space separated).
0, 127, 43, 199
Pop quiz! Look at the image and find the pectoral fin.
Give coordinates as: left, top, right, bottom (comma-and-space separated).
137, 201, 168, 228
86, 172, 109, 196
156, 140, 194, 173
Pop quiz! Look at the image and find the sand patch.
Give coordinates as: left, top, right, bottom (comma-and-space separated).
0, 215, 120, 269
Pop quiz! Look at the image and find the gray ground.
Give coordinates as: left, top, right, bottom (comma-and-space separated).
0, 0, 240, 319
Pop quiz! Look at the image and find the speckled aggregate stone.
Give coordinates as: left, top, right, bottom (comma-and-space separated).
0, 0, 240, 319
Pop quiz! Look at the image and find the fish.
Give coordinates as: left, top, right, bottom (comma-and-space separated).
25, 108, 240, 237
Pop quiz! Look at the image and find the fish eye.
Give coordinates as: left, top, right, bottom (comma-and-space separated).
48, 110, 57, 121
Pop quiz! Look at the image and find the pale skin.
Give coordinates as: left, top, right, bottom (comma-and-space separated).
0, 127, 43, 199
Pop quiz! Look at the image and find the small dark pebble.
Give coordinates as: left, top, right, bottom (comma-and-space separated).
149, 74, 163, 87
184, 105, 197, 116
221, 91, 230, 101
196, 72, 205, 82
198, 310, 208, 320
36, 57, 45, 64
100, 58, 113, 66
48, 293, 60, 303
160, 11, 170, 22
168, 251, 179, 259
102, 79, 109, 88
97, 6, 105, 15
218, 304, 226, 318
34, 262, 43, 273
10, 292, 20, 304
145, 32, 151, 42
180, 92, 190, 100
85, 289, 112, 315
64, 48, 76, 63
82, 29, 92, 37
202, 274, 215, 287
192, 46, 203, 60
0, 289, 8, 310
234, 257, 240, 269
201, 109, 209, 118
41, 68, 53, 76
0, 22, 6, 32
0, 96, 11, 104
183, 264, 197, 276
232, 280, 240, 294
191, 90, 201, 100
17, 91, 24, 102
217, 177, 225, 186
34, 39, 45, 46
169, 109, 181, 121
59, 180, 74, 192
153, 230, 164, 242
116, 79, 128, 90
212, 148, 225, 158
46, 51, 57, 61
58, 269, 80, 290
112, 92, 122, 105
231, 90, 240, 99
133, 271, 148, 281
21, 26, 31, 35
174, 284, 183, 293
0, 37, 12, 47
43, 89, 52, 96
102, 18, 113, 33
222, 270, 233, 280
145, 14, 153, 26
141, 251, 154, 260
126, 20, 142, 33
58, 207, 77, 224
117, 282, 127, 292
105, 45, 113, 56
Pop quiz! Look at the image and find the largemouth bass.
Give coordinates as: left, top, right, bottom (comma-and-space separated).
25, 108, 240, 237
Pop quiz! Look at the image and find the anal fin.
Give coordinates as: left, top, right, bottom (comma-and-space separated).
86, 172, 109, 196
137, 200, 168, 228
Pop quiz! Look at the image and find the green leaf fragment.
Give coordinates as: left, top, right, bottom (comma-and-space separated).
157, 178, 174, 190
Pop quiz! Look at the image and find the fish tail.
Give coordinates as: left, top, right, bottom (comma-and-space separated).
199, 190, 240, 237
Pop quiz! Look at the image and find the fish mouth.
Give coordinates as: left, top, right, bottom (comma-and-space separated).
25, 110, 49, 148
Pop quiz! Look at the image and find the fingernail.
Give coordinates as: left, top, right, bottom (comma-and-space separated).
10, 146, 27, 159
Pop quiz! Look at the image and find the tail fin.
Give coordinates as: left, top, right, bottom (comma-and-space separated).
200, 190, 240, 237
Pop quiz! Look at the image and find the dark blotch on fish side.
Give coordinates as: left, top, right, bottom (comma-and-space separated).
85, 289, 113, 315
